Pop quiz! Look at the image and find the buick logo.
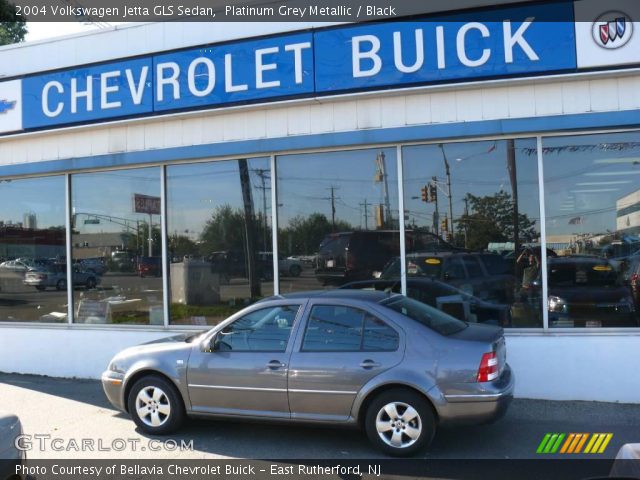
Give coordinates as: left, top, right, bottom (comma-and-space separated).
592, 11, 633, 49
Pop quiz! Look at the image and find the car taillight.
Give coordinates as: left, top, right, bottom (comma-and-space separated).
477, 351, 499, 382
631, 273, 639, 286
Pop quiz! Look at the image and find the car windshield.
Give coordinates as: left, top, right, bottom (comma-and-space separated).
381, 296, 467, 336
548, 261, 618, 287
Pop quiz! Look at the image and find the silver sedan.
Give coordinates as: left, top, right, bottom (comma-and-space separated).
102, 290, 514, 456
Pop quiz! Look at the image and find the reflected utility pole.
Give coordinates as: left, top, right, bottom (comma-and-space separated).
252, 168, 270, 252
239, 159, 260, 298
507, 139, 520, 256
439, 144, 455, 239
359, 199, 369, 230
323, 186, 340, 231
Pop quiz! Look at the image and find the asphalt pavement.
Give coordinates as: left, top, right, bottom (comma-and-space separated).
1, 372, 639, 462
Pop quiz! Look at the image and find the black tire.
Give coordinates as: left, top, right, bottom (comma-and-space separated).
86, 277, 96, 289
364, 389, 436, 457
56, 279, 66, 291
127, 375, 185, 435
289, 265, 302, 277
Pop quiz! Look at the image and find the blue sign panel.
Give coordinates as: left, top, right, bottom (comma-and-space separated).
23, 58, 153, 129
19, 2, 579, 131
314, 2, 576, 92
154, 32, 314, 112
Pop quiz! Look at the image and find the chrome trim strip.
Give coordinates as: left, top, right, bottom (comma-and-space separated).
444, 392, 506, 402
188, 384, 287, 393
289, 389, 357, 395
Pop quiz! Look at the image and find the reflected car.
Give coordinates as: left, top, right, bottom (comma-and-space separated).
136, 257, 162, 277
23, 264, 100, 291
0, 411, 26, 479
545, 256, 637, 328
207, 250, 273, 283
102, 290, 514, 457
258, 252, 303, 277
381, 252, 515, 303
341, 278, 511, 326
0, 259, 33, 272
76, 257, 108, 275
621, 256, 640, 311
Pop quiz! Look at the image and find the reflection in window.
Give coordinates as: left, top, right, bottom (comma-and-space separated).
543, 132, 640, 328
402, 139, 542, 327
166, 158, 273, 325
71, 168, 163, 325
0, 176, 67, 322
276, 148, 400, 292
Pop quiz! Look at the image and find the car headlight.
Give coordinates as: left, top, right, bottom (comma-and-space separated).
108, 360, 125, 373
548, 296, 568, 313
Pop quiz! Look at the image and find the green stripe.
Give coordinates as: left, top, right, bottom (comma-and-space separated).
544, 434, 560, 453
537, 433, 552, 453
550, 433, 566, 453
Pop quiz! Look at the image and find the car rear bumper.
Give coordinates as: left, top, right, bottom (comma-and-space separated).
437, 364, 515, 426
101, 371, 126, 412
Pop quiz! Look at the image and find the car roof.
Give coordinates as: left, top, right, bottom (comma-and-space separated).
263, 289, 396, 303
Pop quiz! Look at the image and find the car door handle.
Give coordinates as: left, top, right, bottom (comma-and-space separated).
267, 360, 286, 370
360, 360, 381, 369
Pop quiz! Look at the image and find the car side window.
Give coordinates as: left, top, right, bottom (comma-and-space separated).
445, 257, 466, 280
216, 305, 299, 352
302, 305, 398, 352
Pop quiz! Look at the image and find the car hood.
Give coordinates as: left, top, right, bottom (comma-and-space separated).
108, 332, 206, 370
549, 285, 630, 303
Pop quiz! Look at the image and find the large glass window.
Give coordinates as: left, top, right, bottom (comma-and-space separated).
276, 148, 400, 293
0, 176, 67, 322
543, 132, 640, 328
402, 139, 542, 327
71, 168, 163, 325
166, 158, 273, 325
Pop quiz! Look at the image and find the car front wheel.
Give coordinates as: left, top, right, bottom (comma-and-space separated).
364, 389, 435, 457
127, 375, 185, 435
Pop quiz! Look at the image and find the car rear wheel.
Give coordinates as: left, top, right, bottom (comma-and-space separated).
364, 389, 435, 457
127, 375, 184, 435
289, 265, 302, 277
56, 279, 66, 291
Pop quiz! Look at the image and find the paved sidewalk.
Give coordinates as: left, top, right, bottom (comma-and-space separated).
1, 372, 639, 460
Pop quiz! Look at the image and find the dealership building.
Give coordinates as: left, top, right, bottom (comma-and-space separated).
0, 1, 639, 402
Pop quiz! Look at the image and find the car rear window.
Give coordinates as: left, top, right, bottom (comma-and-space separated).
381, 296, 467, 336
478, 254, 510, 275
548, 262, 618, 287
408, 257, 443, 277
319, 234, 350, 255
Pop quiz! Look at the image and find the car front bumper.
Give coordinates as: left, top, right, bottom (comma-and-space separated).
437, 364, 515, 426
101, 371, 126, 412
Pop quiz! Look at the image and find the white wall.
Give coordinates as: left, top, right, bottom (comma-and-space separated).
1, 326, 639, 402
1, 71, 640, 169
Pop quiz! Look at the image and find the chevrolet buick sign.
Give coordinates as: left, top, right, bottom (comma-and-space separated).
0, 0, 636, 134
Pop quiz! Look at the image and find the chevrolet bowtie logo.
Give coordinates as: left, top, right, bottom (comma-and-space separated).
0, 99, 16, 114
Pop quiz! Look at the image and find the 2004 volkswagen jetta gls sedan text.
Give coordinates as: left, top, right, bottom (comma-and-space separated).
102, 290, 514, 456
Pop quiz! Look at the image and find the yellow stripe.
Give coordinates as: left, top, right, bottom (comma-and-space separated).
597, 434, 613, 454
567, 434, 581, 453
590, 434, 606, 454
584, 434, 598, 453
575, 433, 589, 453
560, 434, 575, 454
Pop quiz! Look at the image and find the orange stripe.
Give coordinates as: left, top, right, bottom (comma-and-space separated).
574, 433, 589, 453
567, 434, 582, 453
560, 434, 576, 454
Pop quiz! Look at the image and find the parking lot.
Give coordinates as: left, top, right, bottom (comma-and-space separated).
1, 373, 639, 462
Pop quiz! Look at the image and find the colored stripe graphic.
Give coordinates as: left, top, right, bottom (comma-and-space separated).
538, 433, 613, 454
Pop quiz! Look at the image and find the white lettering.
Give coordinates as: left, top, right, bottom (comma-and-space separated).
504, 18, 539, 63
224, 54, 248, 92
100, 71, 121, 109
71, 76, 93, 113
157, 62, 180, 102
126, 66, 148, 105
456, 22, 491, 67
436, 26, 446, 69
352, 35, 382, 78
187, 57, 215, 97
255, 47, 281, 89
284, 42, 311, 84
42, 81, 64, 118
393, 29, 424, 73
